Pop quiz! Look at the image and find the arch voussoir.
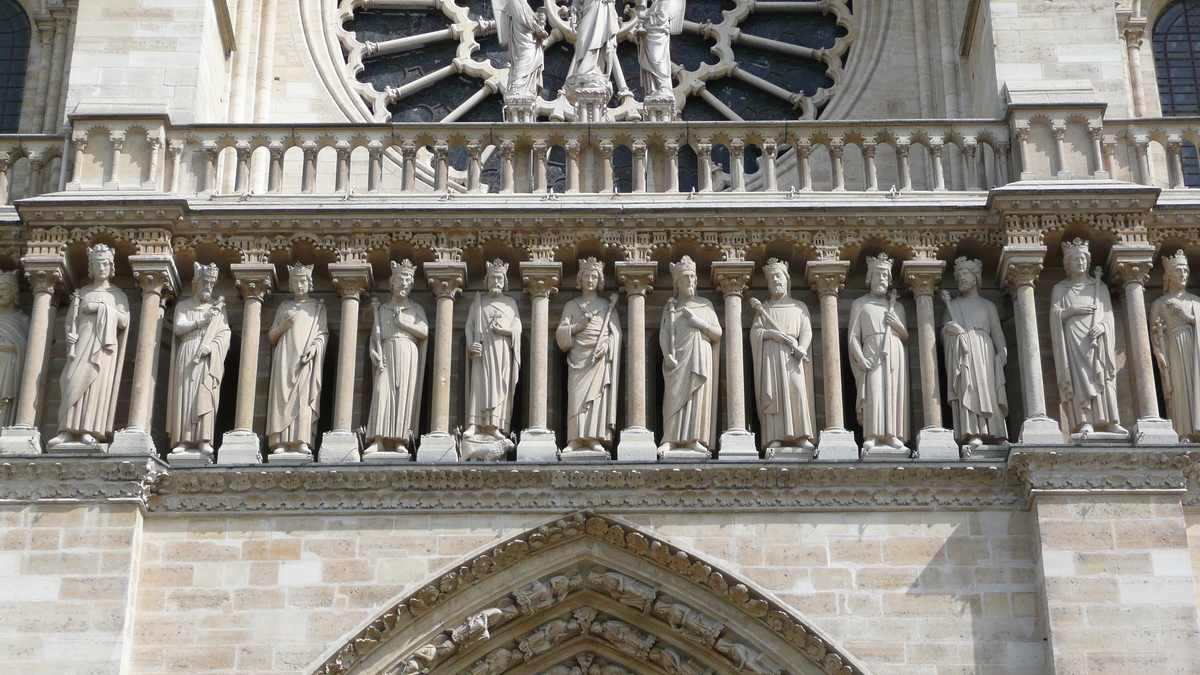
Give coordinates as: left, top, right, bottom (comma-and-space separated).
313, 512, 869, 675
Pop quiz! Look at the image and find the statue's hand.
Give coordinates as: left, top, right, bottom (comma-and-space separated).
84, 301, 101, 314
198, 345, 211, 358
995, 347, 1008, 366
1059, 380, 1073, 399
686, 315, 708, 330
593, 340, 609, 359
665, 354, 678, 369
378, 357, 388, 371
470, 342, 483, 359
939, 289, 951, 304
1087, 324, 1105, 340
944, 321, 965, 337
283, 309, 298, 325
66, 332, 78, 346
885, 310, 903, 330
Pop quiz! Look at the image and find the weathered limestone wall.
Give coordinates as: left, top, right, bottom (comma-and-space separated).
127, 510, 1043, 675
0, 504, 144, 675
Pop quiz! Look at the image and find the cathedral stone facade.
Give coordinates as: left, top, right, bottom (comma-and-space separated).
3, 0, 1200, 673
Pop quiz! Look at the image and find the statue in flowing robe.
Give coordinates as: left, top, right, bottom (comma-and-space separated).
493, 0, 546, 98
635, 0, 682, 100
939, 257, 1007, 452
47, 244, 130, 449
166, 263, 230, 460
365, 260, 428, 455
464, 260, 522, 442
564, 0, 631, 97
750, 259, 816, 453
848, 253, 909, 453
0, 272, 29, 428
556, 257, 620, 456
1050, 239, 1128, 439
659, 256, 721, 456
266, 264, 328, 456
1151, 250, 1200, 441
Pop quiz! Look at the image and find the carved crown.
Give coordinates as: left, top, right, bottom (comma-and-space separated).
289, 263, 315, 279
1061, 238, 1090, 258
487, 259, 510, 276
193, 262, 219, 281
0, 270, 19, 287
954, 256, 983, 277
865, 252, 893, 276
391, 259, 417, 276
763, 258, 789, 276
669, 256, 697, 278
1166, 249, 1189, 271
87, 243, 115, 264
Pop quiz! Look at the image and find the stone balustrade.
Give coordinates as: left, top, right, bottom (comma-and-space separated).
0, 134, 67, 205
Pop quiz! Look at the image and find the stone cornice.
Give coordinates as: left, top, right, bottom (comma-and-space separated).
0, 456, 163, 506
1009, 447, 1198, 505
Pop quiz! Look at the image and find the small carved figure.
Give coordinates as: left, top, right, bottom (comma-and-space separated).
519, 616, 578, 660
1049, 239, 1128, 438
394, 635, 455, 675
715, 638, 782, 675
635, 0, 683, 100
366, 260, 428, 455
1151, 250, 1200, 441
514, 570, 582, 615
660, 256, 722, 456
750, 259, 816, 453
588, 569, 657, 612
848, 253, 909, 453
0, 271, 29, 427
166, 263, 231, 460
653, 599, 724, 646
493, 0, 547, 97
48, 244, 130, 449
465, 260, 522, 443
556, 258, 620, 456
650, 647, 711, 675
464, 647, 521, 675
590, 620, 656, 659
940, 257, 1008, 451
266, 264, 328, 457
451, 601, 519, 648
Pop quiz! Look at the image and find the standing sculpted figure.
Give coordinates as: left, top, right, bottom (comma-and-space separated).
464, 260, 522, 444
266, 264, 328, 457
366, 260, 428, 456
939, 257, 1008, 452
1050, 239, 1127, 439
493, 0, 546, 98
659, 256, 721, 457
564, 0, 630, 96
848, 253, 909, 453
635, 0, 683, 100
1151, 250, 1200, 440
750, 259, 816, 453
556, 257, 620, 457
48, 244, 130, 450
0, 271, 28, 427
166, 263, 231, 460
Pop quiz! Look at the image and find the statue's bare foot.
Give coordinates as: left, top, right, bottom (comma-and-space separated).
1078, 423, 1094, 440
767, 441, 782, 449
689, 441, 706, 453
489, 429, 505, 441
1108, 423, 1129, 435
565, 440, 583, 453
199, 443, 214, 457
80, 433, 97, 446
862, 438, 877, 453
170, 444, 186, 455
968, 437, 984, 450
464, 425, 478, 439
364, 441, 381, 455
46, 432, 71, 449
591, 442, 605, 454
800, 439, 815, 452
297, 443, 312, 456
887, 437, 905, 450
658, 442, 672, 455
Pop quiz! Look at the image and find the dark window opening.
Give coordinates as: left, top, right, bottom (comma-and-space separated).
1154, 0, 1200, 185
0, 0, 30, 133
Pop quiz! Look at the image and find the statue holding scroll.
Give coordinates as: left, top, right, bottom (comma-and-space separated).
556, 257, 620, 457
659, 256, 721, 457
166, 263, 231, 460
848, 253, 909, 453
266, 264, 328, 457
1050, 239, 1127, 439
940, 257, 1008, 452
750, 259, 816, 453
1151, 250, 1200, 441
48, 244, 131, 450
0, 271, 28, 427
464, 260, 522, 447
365, 260, 428, 455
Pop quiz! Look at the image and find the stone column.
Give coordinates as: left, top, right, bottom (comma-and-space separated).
418, 259, 466, 462
615, 261, 658, 461
999, 248, 1063, 444
0, 258, 65, 455
1109, 245, 1178, 444
712, 260, 757, 459
110, 255, 179, 456
805, 260, 858, 459
218, 263, 275, 464
320, 263, 373, 463
517, 260, 561, 462
901, 259, 958, 459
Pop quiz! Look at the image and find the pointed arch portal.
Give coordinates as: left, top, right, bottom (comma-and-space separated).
314, 513, 869, 675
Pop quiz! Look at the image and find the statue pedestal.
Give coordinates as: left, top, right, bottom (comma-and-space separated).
560, 447, 611, 462
616, 427, 657, 462
643, 96, 676, 122
167, 449, 213, 467
362, 449, 413, 463
217, 430, 263, 465
0, 425, 44, 455
815, 428, 859, 461
503, 94, 536, 123
915, 427, 959, 460
109, 429, 157, 456
318, 430, 361, 464
516, 428, 559, 463
718, 430, 759, 460
767, 444, 817, 461
417, 432, 458, 462
1133, 417, 1180, 445
1018, 416, 1065, 444
267, 450, 313, 465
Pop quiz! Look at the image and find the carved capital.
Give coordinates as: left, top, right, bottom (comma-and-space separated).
711, 261, 754, 298
519, 261, 562, 300
900, 259, 946, 298
1107, 245, 1155, 290
128, 254, 179, 299
230, 262, 276, 302
328, 263, 373, 300
22, 263, 65, 296
424, 261, 466, 300
615, 261, 657, 297
999, 247, 1046, 295
805, 260, 849, 298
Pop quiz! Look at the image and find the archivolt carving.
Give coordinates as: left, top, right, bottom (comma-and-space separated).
314, 512, 865, 675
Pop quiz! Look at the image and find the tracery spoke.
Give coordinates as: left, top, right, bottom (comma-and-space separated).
365, 28, 458, 59
385, 63, 460, 105
728, 64, 804, 109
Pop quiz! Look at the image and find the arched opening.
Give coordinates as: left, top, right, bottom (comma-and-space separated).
0, 0, 29, 133
313, 513, 867, 675
1154, 0, 1200, 185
